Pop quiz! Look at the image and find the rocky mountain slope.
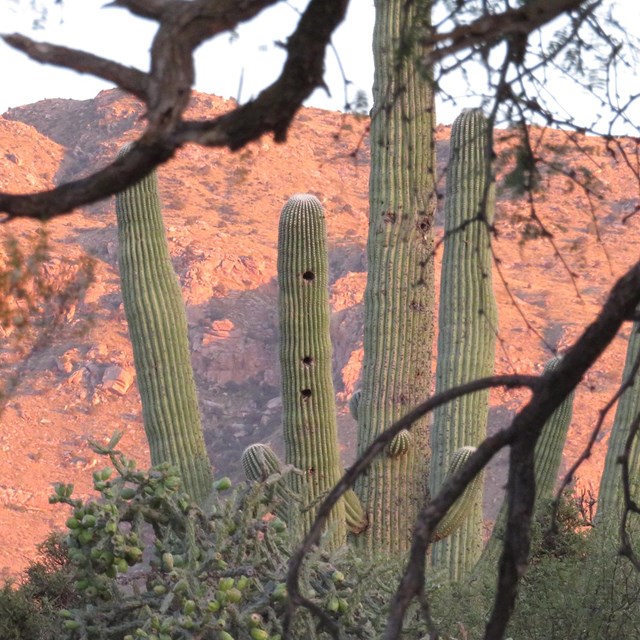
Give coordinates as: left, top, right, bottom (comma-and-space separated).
0, 89, 638, 576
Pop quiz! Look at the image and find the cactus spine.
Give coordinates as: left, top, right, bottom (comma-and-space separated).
430, 109, 497, 579
115, 160, 213, 505
598, 317, 640, 521
480, 355, 575, 564
356, 0, 436, 555
277, 194, 347, 548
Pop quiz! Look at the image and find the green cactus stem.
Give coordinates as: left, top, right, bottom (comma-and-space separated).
241, 443, 291, 522
344, 489, 368, 535
277, 194, 347, 549
356, 0, 436, 555
433, 446, 483, 542
241, 443, 283, 482
430, 108, 497, 580
531, 356, 575, 502
598, 317, 640, 522
480, 355, 575, 564
115, 156, 212, 505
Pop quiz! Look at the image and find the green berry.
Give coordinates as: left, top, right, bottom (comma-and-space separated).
226, 587, 242, 603
120, 487, 136, 500
214, 477, 232, 491
183, 600, 196, 615
219, 577, 234, 591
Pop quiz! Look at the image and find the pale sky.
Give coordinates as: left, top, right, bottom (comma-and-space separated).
0, 0, 638, 135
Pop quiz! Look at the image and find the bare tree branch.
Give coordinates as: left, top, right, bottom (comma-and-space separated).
106, 0, 173, 20
0, 0, 350, 221
425, 0, 601, 65
2, 34, 150, 101
283, 373, 541, 638
381, 260, 640, 639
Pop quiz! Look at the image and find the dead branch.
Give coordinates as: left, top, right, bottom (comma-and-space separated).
0, 0, 349, 221
281, 258, 640, 638
283, 373, 541, 638
424, 0, 601, 65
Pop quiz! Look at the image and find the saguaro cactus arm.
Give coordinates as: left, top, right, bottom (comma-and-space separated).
433, 446, 483, 542
115, 156, 213, 505
241, 443, 292, 522
480, 355, 575, 564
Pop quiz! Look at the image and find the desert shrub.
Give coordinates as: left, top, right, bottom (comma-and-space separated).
428, 494, 640, 640
7, 445, 639, 640
0, 532, 77, 640
47, 431, 410, 640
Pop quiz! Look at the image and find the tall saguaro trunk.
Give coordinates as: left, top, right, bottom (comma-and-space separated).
356, 0, 437, 554
116, 165, 213, 505
430, 110, 497, 579
598, 316, 640, 522
277, 194, 347, 549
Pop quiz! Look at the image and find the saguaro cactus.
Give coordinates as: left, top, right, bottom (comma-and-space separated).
115, 159, 213, 505
598, 317, 640, 521
356, 0, 436, 555
277, 194, 347, 548
430, 109, 497, 579
480, 355, 575, 564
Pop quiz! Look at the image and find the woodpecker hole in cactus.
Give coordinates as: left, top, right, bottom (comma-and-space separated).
300, 389, 312, 401
382, 211, 396, 224
302, 356, 314, 367
302, 270, 315, 282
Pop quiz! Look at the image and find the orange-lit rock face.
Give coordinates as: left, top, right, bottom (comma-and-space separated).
0, 89, 638, 576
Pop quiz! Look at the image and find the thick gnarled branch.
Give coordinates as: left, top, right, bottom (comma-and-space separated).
2, 34, 150, 101
0, 0, 349, 221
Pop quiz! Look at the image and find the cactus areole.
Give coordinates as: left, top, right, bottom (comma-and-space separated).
277, 194, 347, 548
